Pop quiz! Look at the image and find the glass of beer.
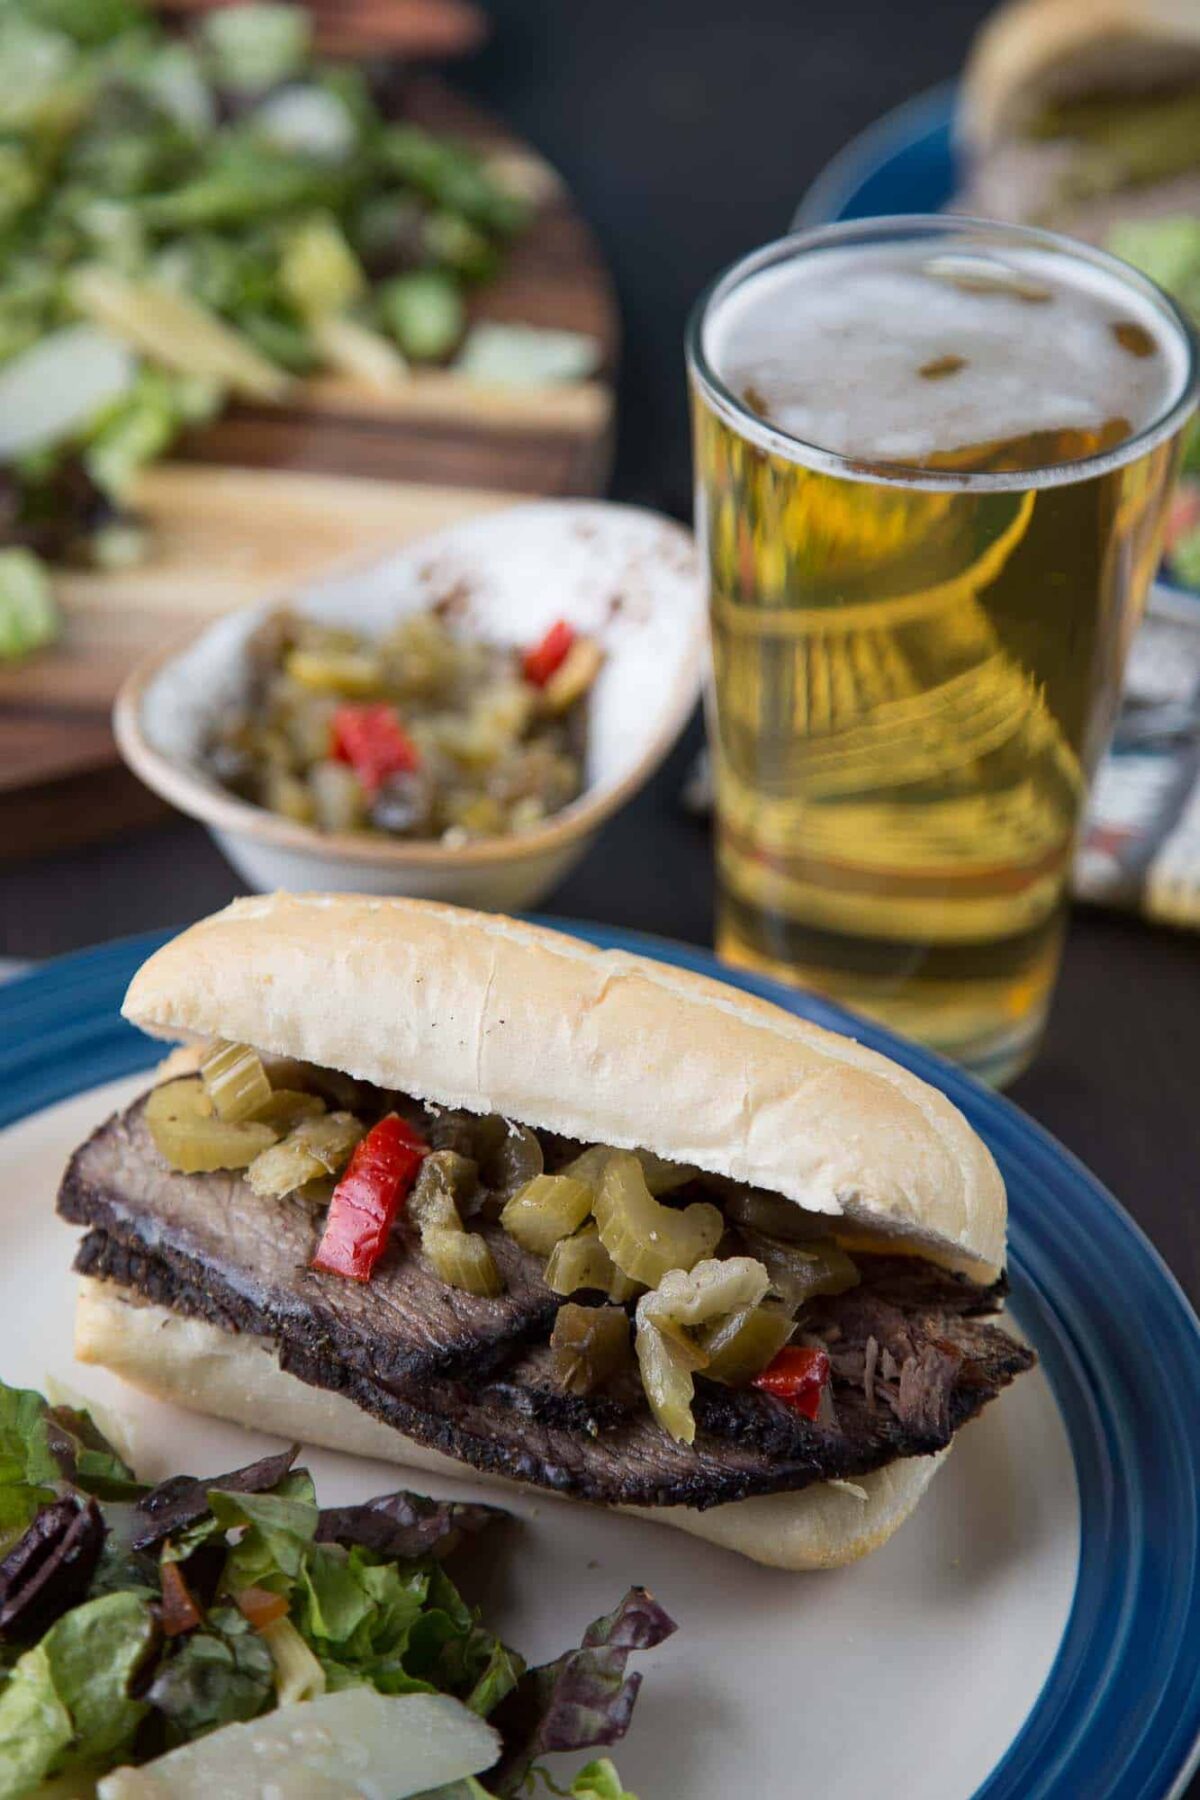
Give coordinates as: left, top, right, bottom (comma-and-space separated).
687, 217, 1198, 1083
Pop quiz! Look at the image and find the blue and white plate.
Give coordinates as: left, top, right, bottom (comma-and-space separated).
793, 82, 1198, 611
2, 928, 1199, 1799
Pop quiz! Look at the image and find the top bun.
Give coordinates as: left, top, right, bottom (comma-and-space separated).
123, 894, 1007, 1279
961, 0, 1200, 151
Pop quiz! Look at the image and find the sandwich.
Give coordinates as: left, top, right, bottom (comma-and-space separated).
57, 894, 1034, 1572
956, 0, 1200, 244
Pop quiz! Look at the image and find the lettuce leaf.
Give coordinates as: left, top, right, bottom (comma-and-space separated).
1107, 217, 1200, 325
0, 1590, 156, 1792
489, 1589, 675, 1796
132, 1445, 297, 1551
147, 1602, 273, 1746
208, 1468, 318, 1588
0, 1379, 142, 1552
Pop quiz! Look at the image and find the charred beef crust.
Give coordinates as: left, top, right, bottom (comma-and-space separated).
59, 1102, 559, 1385
76, 1225, 1033, 1510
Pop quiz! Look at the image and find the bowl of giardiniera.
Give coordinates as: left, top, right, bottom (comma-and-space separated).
114, 501, 704, 909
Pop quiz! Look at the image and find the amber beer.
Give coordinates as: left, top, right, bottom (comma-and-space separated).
688, 220, 1198, 1082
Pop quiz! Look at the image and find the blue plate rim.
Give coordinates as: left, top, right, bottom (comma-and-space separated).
4, 924, 1200, 1800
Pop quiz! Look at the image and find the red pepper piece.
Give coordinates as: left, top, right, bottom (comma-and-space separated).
159, 1558, 203, 1636
311, 1113, 428, 1283
331, 704, 420, 796
522, 619, 575, 687
235, 1585, 289, 1631
750, 1345, 831, 1420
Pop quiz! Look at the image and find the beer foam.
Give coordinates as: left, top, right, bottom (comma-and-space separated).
705, 240, 1190, 467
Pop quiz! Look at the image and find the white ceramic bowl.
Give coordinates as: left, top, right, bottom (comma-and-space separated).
114, 500, 704, 910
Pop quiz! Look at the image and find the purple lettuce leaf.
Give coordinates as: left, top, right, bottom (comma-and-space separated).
489, 1587, 675, 1795
315, 1488, 509, 1562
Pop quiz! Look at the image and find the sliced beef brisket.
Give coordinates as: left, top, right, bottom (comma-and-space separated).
62, 1092, 1034, 1512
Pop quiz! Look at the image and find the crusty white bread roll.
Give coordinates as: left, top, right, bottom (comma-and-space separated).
960, 0, 1200, 152
122, 893, 1006, 1280
73, 893, 1013, 1570
76, 1278, 948, 1572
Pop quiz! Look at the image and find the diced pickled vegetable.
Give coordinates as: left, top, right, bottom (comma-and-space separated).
594, 1152, 723, 1288
145, 1078, 277, 1174
246, 1112, 364, 1199
719, 1185, 837, 1243
740, 1232, 860, 1309
640, 1257, 770, 1334
309, 758, 365, 833
312, 1114, 428, 1283
635, 1150, 700, 1196
551, 1303, 632, 1395
543, 1225, 641, 1303
200, 1041, 272, 1123
332, 702, 420, 794
483, 1123, 544, 1197
423, 1224, 502, 1297
411, 1149, 479, 1223
286, 647, 384, 696
501, 1175, 592, 1257
701, 1303, 796, 1386
634, 1259, 773, 1441
542, 636, 604, 714
635, 1320, 699, 1446
522, 619, 575, 687
558, 1145, 612, 1190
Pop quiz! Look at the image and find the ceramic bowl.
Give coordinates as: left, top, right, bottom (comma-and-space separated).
114, 500, 704, 910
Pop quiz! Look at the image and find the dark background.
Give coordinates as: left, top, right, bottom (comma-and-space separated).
2, 0, 1197, 1326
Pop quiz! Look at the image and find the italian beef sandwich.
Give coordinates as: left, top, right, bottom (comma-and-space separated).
57, 894, 1034, 1571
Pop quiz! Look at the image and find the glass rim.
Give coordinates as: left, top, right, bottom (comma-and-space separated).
685, 214, 1200, 494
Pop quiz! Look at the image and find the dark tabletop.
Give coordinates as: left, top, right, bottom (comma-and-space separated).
2, 0, 1198, 1333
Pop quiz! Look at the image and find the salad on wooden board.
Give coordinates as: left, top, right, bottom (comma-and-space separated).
0, 0, 601, 660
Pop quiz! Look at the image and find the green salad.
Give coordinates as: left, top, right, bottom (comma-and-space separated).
0, 0, 602, 658
0, 1376, 672, 1797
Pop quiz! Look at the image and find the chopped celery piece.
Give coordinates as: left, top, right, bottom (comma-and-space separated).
542, 637, 605, 716
200, 3, 310, 96
248, 1088, 326, 1132
593, 1152, 723, 1288
380, 271, 464, 362
635, 1319, 698, 1445
311, 315, 408, 387
635, 1259, 774, 1440
280, 215, 364, 322
285, 646, 383, 694
500, 1174, 592, 1257
261, 1616, 325, 1706
71, 267, 290, 402
144, 1077, 277, 1173
423, 1224, 502, 1297
201, 1041, 272, 1123
0, 324, 136, 462
0, 550, 58, 661
551, 1303, 632, 1395
456, 323, 602, 388
246, 1112, 363, 1199
738, 1232, 859, 1309
701, 1303, 795, 1386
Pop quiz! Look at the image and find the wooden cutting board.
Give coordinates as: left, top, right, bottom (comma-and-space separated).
0, 72, 618, 861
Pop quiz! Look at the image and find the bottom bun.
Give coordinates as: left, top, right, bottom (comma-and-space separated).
74, 1277, 947, 1571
